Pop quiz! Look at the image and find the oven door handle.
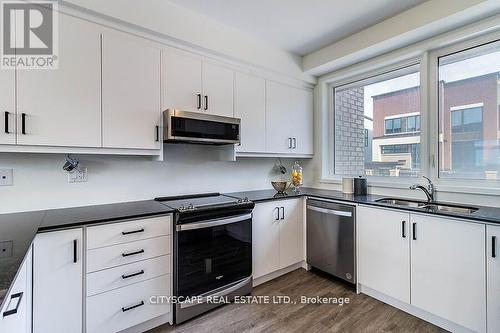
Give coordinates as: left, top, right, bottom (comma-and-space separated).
176, 213, 252, 231
180, 276, 252, 309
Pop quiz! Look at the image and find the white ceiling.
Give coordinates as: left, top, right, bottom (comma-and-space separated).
168, 0, 427, 56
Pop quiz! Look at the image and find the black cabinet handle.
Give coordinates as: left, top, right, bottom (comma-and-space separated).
4, 111, 9, 134
280, 207, 285, 220
493, 236, 497, 258
412, 223, 417, 240
402, 221, 406, 238
275, 207, 280, 221
122, 270, 145, 279
204, 95, 208, 110
292, 138, 296, 149
73, 239, 77, 263
122, 228, 145, 235
21, 113, 26, 134
288, 138, 292, 149
122, 300, 144, 312
197, 94, 202, 110
122, 249, 145, 257
155, 126, 159, 142
2, 292, 23, 317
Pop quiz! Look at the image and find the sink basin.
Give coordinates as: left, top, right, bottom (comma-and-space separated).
375, 198, 478, 214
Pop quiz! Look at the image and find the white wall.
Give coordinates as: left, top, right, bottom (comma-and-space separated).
0, 146, 302, 214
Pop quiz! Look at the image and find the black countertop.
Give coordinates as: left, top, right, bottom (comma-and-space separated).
226, 187, 500, 224
0, 200, 173, 308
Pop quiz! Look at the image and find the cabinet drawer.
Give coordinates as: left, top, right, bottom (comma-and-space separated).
87, 236, 170, 273
86, 274, 171, 333
87, 215, 171, 250
87, 255, 170, 296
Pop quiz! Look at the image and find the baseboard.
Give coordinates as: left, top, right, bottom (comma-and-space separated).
253, 261, 306, 287
119, 312, 172, 333
359, 284, 477, 333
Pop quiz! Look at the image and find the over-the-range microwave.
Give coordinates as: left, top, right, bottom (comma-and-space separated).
162, 109, 241, 145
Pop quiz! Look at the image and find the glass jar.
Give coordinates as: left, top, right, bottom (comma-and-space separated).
291, 161, 303, 191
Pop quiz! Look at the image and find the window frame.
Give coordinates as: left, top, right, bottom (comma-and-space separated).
320, 28, 500, 195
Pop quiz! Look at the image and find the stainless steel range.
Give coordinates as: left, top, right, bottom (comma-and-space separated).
155, 193, 254, 324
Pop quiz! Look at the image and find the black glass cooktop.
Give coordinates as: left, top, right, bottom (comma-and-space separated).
154, 193, 249, 212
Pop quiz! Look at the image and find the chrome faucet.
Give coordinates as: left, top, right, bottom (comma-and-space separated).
409, 176, 435, 202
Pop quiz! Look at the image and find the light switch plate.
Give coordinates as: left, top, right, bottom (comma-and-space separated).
68, 167, 88, 183
0, 169, 13, 186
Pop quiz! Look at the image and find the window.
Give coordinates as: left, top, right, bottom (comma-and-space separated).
438, 40, 500, 180
333, 65, 421, 177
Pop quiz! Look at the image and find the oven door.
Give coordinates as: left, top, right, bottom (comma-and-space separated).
175, 213, 252, 298
164, 109, 240, 145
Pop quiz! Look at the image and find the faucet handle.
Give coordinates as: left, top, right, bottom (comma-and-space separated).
422, 176, 432, 185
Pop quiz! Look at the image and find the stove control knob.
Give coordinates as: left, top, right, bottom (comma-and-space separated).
243, 197, 249, 202
237, 198, 243, 203
179, 205, 185, 211
187, 203, 194, 210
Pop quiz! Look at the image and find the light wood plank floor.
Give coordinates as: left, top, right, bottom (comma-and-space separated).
149, 268, 447, 333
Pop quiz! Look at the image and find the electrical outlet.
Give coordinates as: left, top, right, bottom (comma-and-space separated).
68, 167, 88, 183
0, 241, 13, 259
0, 169, 13, 186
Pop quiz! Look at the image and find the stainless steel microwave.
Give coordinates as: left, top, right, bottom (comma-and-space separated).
163, 109, 241, 145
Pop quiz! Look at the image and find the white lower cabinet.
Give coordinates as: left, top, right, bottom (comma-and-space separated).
411, 214, 486, 333
487, 225, 500, 333
358, 205, 487, 333
358, 206, 410, 303
33, 228, 83, 333
253, 198, 303, 279
0, 248, 32, 333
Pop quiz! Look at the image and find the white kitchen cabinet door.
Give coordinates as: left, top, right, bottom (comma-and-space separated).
202, 61, 234, 117
0, 247, 32, 333
265, 81, 292, 154
234, 72, 266, 153
486, 225, 499, 333
358, 206, 410, 303
17, 13, 101, 147
252, 201, 281, 278
33, 228, 83, 333
290, 88, 313, 155
163, 47, 203, 112
0, 68, 15, 145
279, 198, 303, 268
102, 29, 161, 149
411, 214, 486, 333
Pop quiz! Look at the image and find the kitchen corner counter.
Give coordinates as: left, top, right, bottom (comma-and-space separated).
225, 187, 500, 225
0, 200, 173, 308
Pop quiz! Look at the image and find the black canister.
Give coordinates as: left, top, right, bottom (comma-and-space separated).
353, 176, 367, 196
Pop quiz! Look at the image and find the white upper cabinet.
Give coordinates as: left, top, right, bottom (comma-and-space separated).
16, 13, 101, 147
410, 214, 486, 333
102, 29, 161, 149
163, 47, 203, 112
266, 81, 313, 155
487, 225, 500, 333
202, 61, 234, 117
358, 206, 411, 303
234, 72, 266, 153
0, 68, 15, 145
290, 87, 313, 155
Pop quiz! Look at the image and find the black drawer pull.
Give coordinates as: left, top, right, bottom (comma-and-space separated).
2, 292, 23, 317
402, 221, 406, 238
122, 270, 145, 279
73, 239, 77, 263
412, 223, 417, 240
122, 300, 144, 312
122, 249, 144, 257
122, 228, 144, 235
4, 111, 9, 134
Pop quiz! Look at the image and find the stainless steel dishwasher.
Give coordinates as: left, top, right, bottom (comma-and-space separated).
306, 198, 355, 284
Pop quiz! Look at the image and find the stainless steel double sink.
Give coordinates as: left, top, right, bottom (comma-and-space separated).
375, 198, 478, 214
